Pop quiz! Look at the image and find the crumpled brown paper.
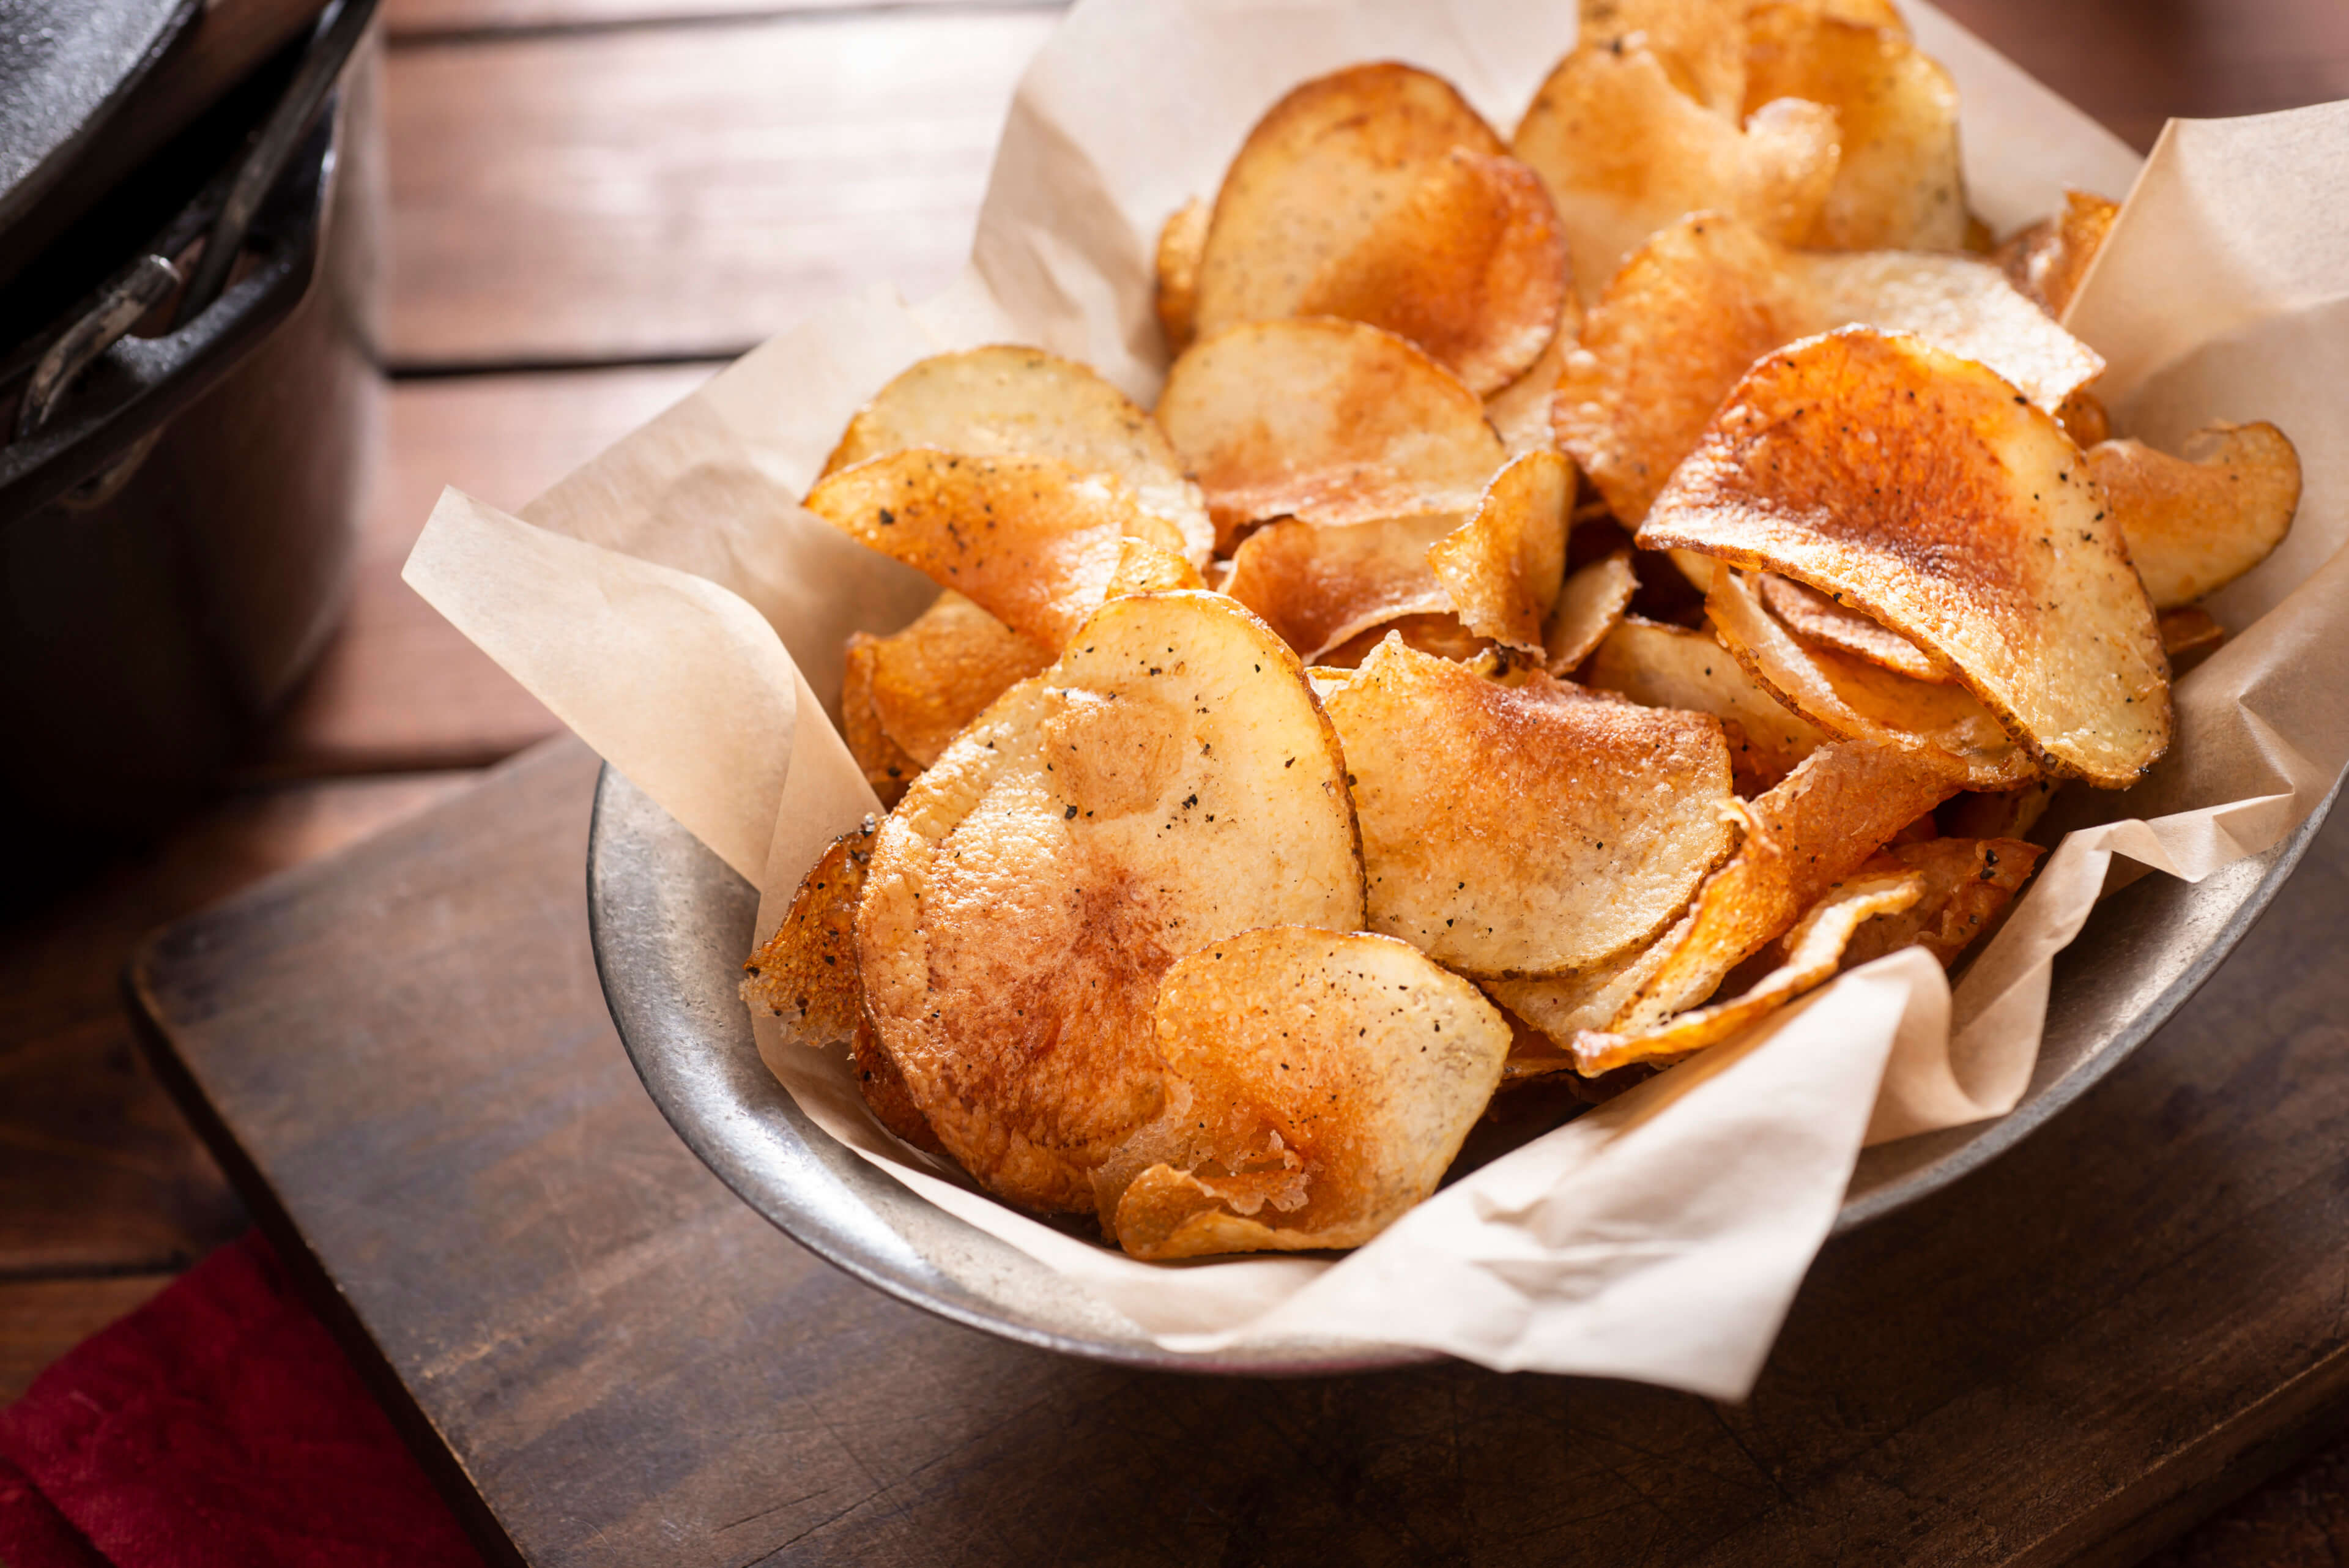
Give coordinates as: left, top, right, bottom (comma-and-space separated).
403, 0, 2349, 1396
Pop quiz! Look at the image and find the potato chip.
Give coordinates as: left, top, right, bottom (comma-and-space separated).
1836, 836, 2043, 970
1222, 513, 1457, 662
853, 1017, 944, 1154
2055, 388, 2110, 448
741, 815, 877, 1047
1575, 869, 1924, 1072
2159, 606, 2225, 660
1100, 929, 1511, 1258
1643, 328, 2171, 787
1193, 64, 1504, 341
1290, 148, 1572, 395
1484, 300, 1583, 456
1996, 190, 2120, 319
1104, 535, 1207, 600
1743, 6, 1965, 251
806, 450, 1184, 652
1585, 615, 1824, 791
1709, 567, 2037, 787
1427, 450, 1572, 653
1802, 248, 2104, 409
2090, 423, 2302, 610
841, 638, 921, 804
1809, 0, 1907, 29
1316, 611, 1495, 670
1554, 214, 2102, 525
1487, 928, 1679, 1066
1512, 43, 1840, 304
1759, 571, 1954, 682
858, 592, 1366, 1213
1157, 318, 1506, 547
1156, 196, 1209, 355
1551, 214, 1808, 526
1575, 0, 1907, 116
859, 592, 1052, 768
1580, 0, 1748, 111
1612, 737, 1959, 1032
1545, 550, 1640, 674
1321, 636, 1737, 977
823, 345, 1213, 565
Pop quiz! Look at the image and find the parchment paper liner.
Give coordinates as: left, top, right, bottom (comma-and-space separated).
403, 0, 2349, 1397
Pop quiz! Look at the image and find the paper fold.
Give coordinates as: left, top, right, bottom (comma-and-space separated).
402, 0, 2349, 1391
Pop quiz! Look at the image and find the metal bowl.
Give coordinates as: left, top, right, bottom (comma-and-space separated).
588, 762, 2340, 1372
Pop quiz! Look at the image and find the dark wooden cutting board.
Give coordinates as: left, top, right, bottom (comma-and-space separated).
127, 736, 2349, 1567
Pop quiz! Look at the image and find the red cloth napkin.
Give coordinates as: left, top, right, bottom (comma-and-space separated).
0, 1233, 482, 1568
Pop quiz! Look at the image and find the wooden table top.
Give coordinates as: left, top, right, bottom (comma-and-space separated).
6, 0, 2349, 1562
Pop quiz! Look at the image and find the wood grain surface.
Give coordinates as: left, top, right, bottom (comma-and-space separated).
382, 8, 1056, 368
0, 776, 470, 1377
0, 1277, 176, 1405
130, 739, 2349, 1567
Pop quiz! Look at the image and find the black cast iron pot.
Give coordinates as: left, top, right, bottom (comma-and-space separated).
0, 3, 381, 857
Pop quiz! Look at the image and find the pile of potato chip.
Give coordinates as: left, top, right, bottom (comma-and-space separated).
745, 0, 2303, 1261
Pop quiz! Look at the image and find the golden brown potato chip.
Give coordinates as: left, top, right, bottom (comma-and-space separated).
1836, 836, 2043, 970
1743, 7, 1965, 251
1156, 196, 1209, 355
858, 591, 1366, 1214
742, 816, 877, 1047
1643, 328, 2171, 787
1551, 215, 1808, 526
1611, 737, 1960, 1033
1158, 318, 1507, 547
1483, 300, 1583, 456
1290, 148, 1572, 395
807, 450, 1185, 652
1996, 190, 2120, 319
1579, 0, 1749, 111
1427, 450, 1572, 653
1321, 636, 1737, 977
853, 1016, 944, 1155
1810, 0, 1907, 28
1222, 513, 1457, 662
1759, 572, 1954, 682
1575, 0, 1909, 114
2091, 423, 2302, 611
861, 592, 1052, 768
1486, 930, 1680, 1067
1554, 213, 2103, 525
1316, 611, 1496, 670
1513, 43, 1840, 304
1100, 928, 1512, 1258
823, 344, 1213, 565
841, 639, 920, 804
2159, 606, 2226, 660
1586, 615, 1824, 792
1104, 535, 1208, 600
1544, 550, 1641, 674
1575, 869, 1924, 1072
1709, 567, 2038, 788
1193, 64, 1504, 339
2055, 388, 2110, 448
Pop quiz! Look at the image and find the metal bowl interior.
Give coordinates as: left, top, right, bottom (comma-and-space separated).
587, 763, 2339, 1373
